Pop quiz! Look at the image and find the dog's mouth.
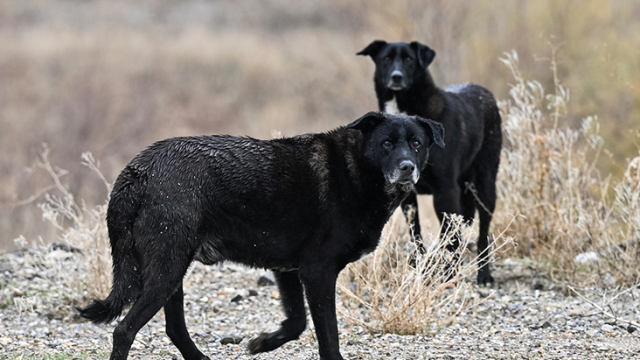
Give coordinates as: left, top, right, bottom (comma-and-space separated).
387, 176, 418, 187
387, 83, 406, 91
387, 70, 407, 91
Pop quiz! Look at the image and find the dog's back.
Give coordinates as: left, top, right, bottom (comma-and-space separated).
441, 83, 502, 173
79, 112, 446, 360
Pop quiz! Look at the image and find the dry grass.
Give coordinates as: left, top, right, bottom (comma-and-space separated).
23, 145, 112, 300
5, 1, 640, 253
493, 51, 640, 286
337, 212, 515, 334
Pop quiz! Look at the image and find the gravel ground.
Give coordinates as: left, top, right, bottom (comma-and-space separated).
1, 246, 639, 359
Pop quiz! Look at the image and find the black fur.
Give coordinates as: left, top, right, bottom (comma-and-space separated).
358, 40, 502, 285
78, 112, 444, 360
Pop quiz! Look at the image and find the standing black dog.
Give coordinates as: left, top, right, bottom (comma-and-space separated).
357, 40, 502, 284
78, 112, 444, 360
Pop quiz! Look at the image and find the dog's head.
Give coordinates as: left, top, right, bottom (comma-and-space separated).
347, 112, 444, 190
357, 40, 435, 92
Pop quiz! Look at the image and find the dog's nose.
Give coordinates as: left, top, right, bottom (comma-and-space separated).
399, 160, 415, 175
391, 70, 404, 83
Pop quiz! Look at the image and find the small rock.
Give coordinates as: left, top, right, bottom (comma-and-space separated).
257, 276, 275, 286
230, 294, 243, 303
0, 337, 11, 346
272, 291, 280, 300
574, 251, 599, 264
601, 324, 614, 332
50, 242, 82, 253
195, 330, 209, 338
540, 320, 552, 329
627, 325, 636, 334
220, 336, 243, 345
532, 282, 544, 291
248, 289, 258, 296
12, 288, 23, 297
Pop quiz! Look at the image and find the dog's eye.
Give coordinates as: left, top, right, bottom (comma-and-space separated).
383, 140, 392, 148
404, 57, 414, 64
382, 57, 392, 64
412, 140, 421, 149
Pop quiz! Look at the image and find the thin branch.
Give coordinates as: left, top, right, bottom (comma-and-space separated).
568, 286, 640, 330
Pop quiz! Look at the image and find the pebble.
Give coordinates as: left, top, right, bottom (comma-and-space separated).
220, 336, 244, 345
257, 275, 275, 286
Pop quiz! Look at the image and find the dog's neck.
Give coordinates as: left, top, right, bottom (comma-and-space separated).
376, 71, 445, 120
314, 129, 411, 216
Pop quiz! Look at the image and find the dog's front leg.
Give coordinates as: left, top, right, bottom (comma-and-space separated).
248, 270, 306, 354
401, 191, 424, 246
299, 264, 344, 360
433, 186, 464, 280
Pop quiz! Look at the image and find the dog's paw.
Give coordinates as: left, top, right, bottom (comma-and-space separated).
247, 333, 271, 354
476, 268, 494, 286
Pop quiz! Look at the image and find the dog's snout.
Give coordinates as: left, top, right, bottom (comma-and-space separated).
391, 70, 404, 83
399, 160, 415, 174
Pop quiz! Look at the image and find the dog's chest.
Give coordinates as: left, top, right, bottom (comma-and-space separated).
384, 96, 407, 115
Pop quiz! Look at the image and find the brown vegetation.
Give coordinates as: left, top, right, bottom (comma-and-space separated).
3, 0, 640, 252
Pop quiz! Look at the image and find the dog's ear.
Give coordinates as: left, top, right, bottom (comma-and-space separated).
347, 111, 386, 134
410, 41, 436, 68
356, 40, 388, 59
415, 116, 445, 148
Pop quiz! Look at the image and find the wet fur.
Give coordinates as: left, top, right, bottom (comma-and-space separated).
78, 112, 444, 360
358, 40, 502, 284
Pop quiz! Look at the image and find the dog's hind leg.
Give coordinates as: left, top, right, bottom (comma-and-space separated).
460, 180, 477, 225
165, 283, 210, 360
248, 270, 307, 354
473, 173, 497, 285
110, 238, 195, 360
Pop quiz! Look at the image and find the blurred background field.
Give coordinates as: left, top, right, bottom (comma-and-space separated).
2, 0, 640, 254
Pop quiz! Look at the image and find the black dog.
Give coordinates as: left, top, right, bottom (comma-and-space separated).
78, 112, 444, 360
357, 40, 502, 284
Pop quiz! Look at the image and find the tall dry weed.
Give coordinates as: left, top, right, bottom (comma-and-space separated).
29, 146, 112, 299
494, 51, 640, 285
338, 211, 514, 334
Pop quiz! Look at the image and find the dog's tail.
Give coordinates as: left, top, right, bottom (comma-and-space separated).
78, 168, 143, 324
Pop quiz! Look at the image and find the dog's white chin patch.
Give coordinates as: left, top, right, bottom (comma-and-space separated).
384, 96, 407, 115
411, 169, 420, 183
385, 169, 419, 187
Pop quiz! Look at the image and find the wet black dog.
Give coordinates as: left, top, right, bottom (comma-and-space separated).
78, 112, 444, 360
358, 40, 502, 284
